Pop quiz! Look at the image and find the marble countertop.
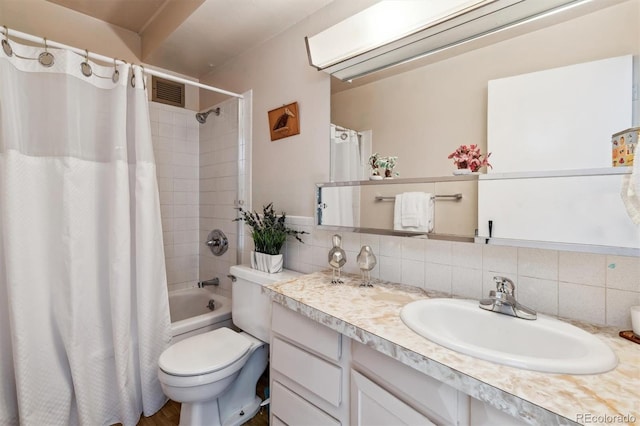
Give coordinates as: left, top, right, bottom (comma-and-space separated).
264, 270, 640, 426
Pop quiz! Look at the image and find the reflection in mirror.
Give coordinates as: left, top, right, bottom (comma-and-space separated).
317, 177, 478, 240
326, 0, 639, 252
329, 124, 371, 182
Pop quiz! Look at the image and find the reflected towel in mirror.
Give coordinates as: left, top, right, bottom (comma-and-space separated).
394, 192, 434, 232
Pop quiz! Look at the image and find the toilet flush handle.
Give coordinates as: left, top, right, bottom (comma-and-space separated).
227, 274, 236, 283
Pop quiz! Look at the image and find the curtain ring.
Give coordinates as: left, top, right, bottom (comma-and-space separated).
38, 37, 55, 67
130, 67, 136, 88
80, 48, 92, 77
112, 58, 120, 83
2, 26, 13, 57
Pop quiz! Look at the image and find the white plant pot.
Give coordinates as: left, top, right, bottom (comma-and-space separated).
250, 251, 283, 273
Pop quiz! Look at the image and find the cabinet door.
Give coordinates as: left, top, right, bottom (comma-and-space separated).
469, 398, 529, 426
271, 380, 341, 426
351, 370, 435, 426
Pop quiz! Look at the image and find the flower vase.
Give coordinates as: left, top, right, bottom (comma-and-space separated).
251, 251, 283, 273
452, 168, 472, 175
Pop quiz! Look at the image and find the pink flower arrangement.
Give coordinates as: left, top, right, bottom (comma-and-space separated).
447, 144, 492, 172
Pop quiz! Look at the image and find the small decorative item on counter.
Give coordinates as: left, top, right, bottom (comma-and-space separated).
328, 234, 347, 284
356, 245, 376, 287
612, 127, 638, 167
448, 144, 492, 173
234, 202, 307, 273
369, 153, 399, 179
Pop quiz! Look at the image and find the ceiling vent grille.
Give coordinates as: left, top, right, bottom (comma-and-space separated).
152, 76, 185, 108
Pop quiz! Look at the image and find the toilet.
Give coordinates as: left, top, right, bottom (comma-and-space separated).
157, 264, 301, 426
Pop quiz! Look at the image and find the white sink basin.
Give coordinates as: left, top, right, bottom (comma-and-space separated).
400, 298, 618, 374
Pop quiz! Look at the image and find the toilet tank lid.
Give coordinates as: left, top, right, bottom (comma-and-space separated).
159, 328, 251, 376
230, 264, 302, 286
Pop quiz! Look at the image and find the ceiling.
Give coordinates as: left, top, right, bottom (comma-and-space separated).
45, 0, 335, 78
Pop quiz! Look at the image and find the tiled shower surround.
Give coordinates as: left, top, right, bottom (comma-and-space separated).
149, 101, 200, 291
281, 216, 640, 330
149, 99, 241, 295
149, 100, 639, 329
198, 97, 242, 299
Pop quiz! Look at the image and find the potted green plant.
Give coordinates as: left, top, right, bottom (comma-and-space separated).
234, 203, 307, 273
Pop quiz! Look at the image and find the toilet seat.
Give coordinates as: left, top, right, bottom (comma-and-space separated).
159, 327, 252, 378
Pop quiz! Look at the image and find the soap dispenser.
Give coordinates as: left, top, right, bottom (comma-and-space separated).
328, 234, 347, 284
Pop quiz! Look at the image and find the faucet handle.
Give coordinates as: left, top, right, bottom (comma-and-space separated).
493, 276, 515, 296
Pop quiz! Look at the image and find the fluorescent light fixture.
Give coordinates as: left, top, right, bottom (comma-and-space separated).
306, 0, 593, 81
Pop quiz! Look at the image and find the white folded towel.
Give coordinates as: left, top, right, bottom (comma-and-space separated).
394, 192, 434, 232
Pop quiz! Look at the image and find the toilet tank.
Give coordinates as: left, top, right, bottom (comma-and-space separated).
229, 264, 301, 342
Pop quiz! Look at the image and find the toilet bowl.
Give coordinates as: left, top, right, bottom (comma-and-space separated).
157, 265, 301, 426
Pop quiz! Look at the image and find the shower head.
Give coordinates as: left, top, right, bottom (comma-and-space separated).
195, 107, 220, 124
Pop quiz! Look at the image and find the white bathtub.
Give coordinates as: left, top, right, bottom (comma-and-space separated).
168, 287, 233, 343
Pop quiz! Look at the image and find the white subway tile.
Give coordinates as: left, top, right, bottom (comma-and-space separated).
559, 282, 605, 325
516, 276, 558, 317
401, 259, 425, 288
452, 267, 483, 299
424, 239, 452, 265
518, 248, 558, 280
158, 122, 173, 138
341, 232, 361, 253
379, 256, 401, 283
342, 250, 359, 274
379, 235, 403, 257
606, 255, 640, 292
559, 252, 606, 287
401, 238, 425, 261
451, 242, 482, 269
158, 109, 172, 124
606, 289, 640, 328
312, 245, 329, 267
483, 245, 517, 273
424, 262, 452, 295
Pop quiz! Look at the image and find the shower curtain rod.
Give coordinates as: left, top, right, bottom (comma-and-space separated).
0, 26, 243, 99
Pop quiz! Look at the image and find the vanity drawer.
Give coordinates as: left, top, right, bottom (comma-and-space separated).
272, 302, 342, 361
272, 380, 341, 426
271, 337, 342, 407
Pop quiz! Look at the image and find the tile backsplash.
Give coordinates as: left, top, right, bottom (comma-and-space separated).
280, 216, 640, 329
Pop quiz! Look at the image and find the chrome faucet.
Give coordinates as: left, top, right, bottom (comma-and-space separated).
479, 276, 537, 320
198, 277, 219, 288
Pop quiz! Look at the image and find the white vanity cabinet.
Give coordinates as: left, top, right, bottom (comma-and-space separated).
351, 341, 466, 425
270, 302, 350, 425
271, 303, 530, 426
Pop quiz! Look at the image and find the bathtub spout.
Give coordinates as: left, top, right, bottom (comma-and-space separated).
198, 278, 219, 288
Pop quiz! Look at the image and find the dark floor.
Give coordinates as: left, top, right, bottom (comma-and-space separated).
137, 369, 270, 426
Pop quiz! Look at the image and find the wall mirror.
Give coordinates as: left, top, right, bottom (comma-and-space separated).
322, 0, 640, 255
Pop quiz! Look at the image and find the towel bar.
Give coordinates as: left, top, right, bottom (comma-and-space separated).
374, 193, 462, 201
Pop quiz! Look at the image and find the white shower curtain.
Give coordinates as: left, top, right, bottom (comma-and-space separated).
330, 124, 362, 182
0, 41, 171, 425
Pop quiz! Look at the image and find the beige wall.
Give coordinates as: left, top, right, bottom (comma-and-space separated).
0, 0, 199, 110
332, 0, 640, 179
199, 0, 379, 217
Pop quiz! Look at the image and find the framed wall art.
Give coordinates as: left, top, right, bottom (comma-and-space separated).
268, 102, 300, 141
